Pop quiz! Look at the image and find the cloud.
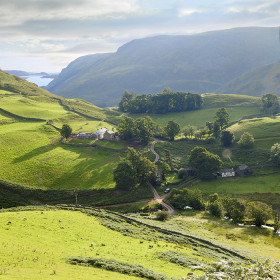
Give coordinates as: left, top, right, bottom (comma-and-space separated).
178, 8, 202, 18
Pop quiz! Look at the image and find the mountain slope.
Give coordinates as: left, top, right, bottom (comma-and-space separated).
47, 27, 280, 107
215, 60, 280, 96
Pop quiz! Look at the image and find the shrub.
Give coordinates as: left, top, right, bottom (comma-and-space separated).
156, 211, 170, 221
209, 200, 223, 217
238, 132, 254, 148
220, 130, 234, 147
178, 168, 188, 179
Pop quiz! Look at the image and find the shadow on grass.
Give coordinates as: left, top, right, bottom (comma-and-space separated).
13, 144, 58, 163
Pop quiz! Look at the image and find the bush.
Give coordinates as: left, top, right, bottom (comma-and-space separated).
156, 211, 169, 221
220, 130, 234, 147
209, 200, 223, 217
238, 132, 254, 148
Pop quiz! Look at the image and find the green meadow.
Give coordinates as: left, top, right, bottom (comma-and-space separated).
0, 121, 121, 190
0, 95, 68, 120
0, 209, 206, 279
130, 107, 260, 129
229, 115, 280, 140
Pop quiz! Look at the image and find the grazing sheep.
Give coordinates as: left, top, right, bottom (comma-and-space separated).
90, 243, 94, 247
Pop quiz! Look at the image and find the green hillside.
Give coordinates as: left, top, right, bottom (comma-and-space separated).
0, 71, 124, 192
0, 207, 279, 279
130, 107, 260, 130
46, 27, 280, 107
215, 61, 280, 96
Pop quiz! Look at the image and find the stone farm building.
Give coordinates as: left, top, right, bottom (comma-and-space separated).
217, 168, 235, 179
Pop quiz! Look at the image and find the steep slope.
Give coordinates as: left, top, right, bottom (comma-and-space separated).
47, 27, 280, 107
215, 60, 280, 96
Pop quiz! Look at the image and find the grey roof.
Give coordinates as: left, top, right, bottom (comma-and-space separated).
238, 165, 249, 170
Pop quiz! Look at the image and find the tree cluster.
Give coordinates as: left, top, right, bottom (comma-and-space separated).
189, 146, 222, 179
119, 89, 203, 114
118, 116, 180, 143
261, 93, 279, 115
113, 148, 156, 190
167, 189, 205, 210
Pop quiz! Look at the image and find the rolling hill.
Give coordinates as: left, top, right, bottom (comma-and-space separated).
46, 27, 280, 107
215, 61, 280, 96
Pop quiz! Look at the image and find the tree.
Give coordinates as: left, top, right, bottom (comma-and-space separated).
247, 201, 272, 227
118, 116, 135, 140
261, 93, 279, 115
220, 130, 235, 147
238, 132, 254, 148
60, 124, 72, 139
165, 121, 180, 141
113, 161, 137, 190
215, 108, 229, 129
126, 148, 156, 184
221, 197, 245, 221
270, 143, 280, 166
134, 117, 155, 144
209, 200, 223, 217
189, 146, 223, 179
213, 121, 221, 139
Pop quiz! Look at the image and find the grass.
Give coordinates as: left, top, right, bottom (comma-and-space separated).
0, 95, 68, 120
202, 93, 260, 108
254, 138, 280, 151
0, 122, 122, 190
137, 211, 280, 261
191, 173, 280, 195
130, 107, 260, 130
229, 115, 280, 140
96, 140, 125, 150
0, 209, 206, 279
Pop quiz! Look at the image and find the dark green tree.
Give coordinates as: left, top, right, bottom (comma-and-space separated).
220, 130, 235, 147
126, 148, 156, 184
189, 146, 223, 179
238, 132, 254, 148
261, 93, 279, 115
113, 161, 137, 190
118, 116, 135, 140
165, 121, 180, 141
213, 121, 221, 139
271, 143, 280, 166
134, 117, 155, 144
209, 200, 223, 217
215, 108, 229, 129
247, 201, 272, 227
221, 197, 245, 221
60, 124, 72, 139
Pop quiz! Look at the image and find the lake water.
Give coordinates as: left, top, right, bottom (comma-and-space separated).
22, 75, 54, 87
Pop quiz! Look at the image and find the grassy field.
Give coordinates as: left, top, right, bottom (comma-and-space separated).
0, 95, 68, 120
191, 172, 280, 194
229, 115, 280, 140
130, 107, 260, 130
0, 209, 207, 279
135, 211, 280, 261
202, 93, 260, 108
0, 122, 122, 190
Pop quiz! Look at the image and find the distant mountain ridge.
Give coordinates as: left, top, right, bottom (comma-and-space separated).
46, 27, 280, 107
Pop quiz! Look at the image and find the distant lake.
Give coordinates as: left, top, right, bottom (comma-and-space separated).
22, 75, 54, 87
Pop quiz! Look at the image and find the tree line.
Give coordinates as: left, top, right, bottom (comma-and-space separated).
119, 89, 203, 114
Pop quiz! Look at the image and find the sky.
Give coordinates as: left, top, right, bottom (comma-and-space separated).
1, 0, 280, 73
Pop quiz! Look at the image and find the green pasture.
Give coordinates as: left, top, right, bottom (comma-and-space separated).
191, 173, 280, 195
254, 137, 280, 151
229, 115, 280, 140
202, 93, 260, 108
0, 95, 68, 120
0, 89, 14, 95
0, 209, 204, 279
62, 98, 123, 124
130, 107, 260, 129
0, 122, 121, 190
96, 139, 125, 150
138, 211, 280, 261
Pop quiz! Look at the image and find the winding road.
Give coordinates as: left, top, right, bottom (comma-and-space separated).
149, 139, 175, 215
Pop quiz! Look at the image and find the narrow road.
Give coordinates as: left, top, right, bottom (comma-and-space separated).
149, 139, 175, 215
151, 139, 160, 163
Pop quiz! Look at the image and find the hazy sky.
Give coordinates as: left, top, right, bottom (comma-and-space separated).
1, 0, 279, 73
